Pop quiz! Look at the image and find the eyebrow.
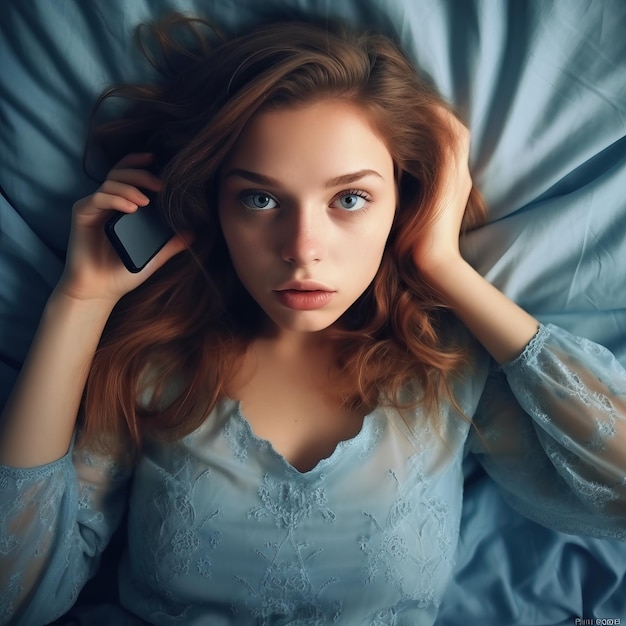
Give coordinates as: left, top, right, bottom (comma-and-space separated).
223, 168, 383, 188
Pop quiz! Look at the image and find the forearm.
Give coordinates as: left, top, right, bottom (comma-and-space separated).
423, 258, 539, 364
0, 424, 131, 624
0, 291, 115, 467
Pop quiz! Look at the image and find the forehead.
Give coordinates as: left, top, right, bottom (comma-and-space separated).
223, 100, 394, 184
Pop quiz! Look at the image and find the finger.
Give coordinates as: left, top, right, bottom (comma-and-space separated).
73, 191, 139, 217
98, 180, 151, 206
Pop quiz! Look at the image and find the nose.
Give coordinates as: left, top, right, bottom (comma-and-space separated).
280, 206, 325, 266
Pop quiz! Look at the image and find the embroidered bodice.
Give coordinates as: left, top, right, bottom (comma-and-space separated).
1, 325, 625, 625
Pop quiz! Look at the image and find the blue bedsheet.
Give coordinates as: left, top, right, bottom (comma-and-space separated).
1, 1, 625, 623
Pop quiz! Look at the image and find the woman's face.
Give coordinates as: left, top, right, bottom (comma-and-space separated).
218, 99, 397, 337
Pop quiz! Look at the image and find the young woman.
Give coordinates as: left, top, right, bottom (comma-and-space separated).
1, 15, 624, 626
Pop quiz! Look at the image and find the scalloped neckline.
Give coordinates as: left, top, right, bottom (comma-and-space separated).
232, 401, 379, 478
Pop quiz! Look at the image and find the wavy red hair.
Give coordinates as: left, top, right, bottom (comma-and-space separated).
81, 15, 486, 459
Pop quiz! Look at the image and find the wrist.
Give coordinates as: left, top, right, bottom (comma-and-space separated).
51, 278, 120, 308
46, 288, 117, 326
417, 254, 471, 294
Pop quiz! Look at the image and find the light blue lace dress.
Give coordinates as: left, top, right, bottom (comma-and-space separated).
1, 324, 625, 625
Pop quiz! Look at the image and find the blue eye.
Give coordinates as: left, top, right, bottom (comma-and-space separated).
241, 192, 277, 210
334, 191, 370, 211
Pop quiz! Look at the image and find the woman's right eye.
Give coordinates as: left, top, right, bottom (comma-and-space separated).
240, 192, 278, 211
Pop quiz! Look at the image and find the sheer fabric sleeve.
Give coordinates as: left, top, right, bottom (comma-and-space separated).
467, 324, 626, 540
0, 444, 131, 625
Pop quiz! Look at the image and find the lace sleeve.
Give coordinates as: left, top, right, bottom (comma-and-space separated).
0, 444, 131, 625
467, 324, 626, 540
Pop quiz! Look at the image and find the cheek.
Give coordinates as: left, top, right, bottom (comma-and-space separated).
363, 220, 395, 279
341, 233, 390, 292
219, 208, 249, 254
360, 215, 394, 261
218, 214, 249, 275
219, 217, 273, 287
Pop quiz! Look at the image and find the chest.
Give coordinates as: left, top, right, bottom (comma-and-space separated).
236, 391, 366, 474
227, 347, 369, 473
128, 406, 466, 623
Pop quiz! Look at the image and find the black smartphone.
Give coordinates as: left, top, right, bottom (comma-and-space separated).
105, 193, 174, 273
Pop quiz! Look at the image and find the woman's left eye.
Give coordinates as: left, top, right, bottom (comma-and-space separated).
333, 191, 371, 212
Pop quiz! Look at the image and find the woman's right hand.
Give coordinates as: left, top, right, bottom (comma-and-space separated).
56, 153, 188, 304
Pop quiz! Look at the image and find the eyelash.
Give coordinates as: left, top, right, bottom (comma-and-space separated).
335, 189, 373, 213
239, 190, 278, 212
238, 189, 373, 213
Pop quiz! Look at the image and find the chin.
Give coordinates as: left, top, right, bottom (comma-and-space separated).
266, 310, 344, 336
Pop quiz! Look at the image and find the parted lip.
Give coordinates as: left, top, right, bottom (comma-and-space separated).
274, 280, 335, 292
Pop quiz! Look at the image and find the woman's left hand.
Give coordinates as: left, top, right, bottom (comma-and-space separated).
408, 109, 540, 363
410, 108, 472, 282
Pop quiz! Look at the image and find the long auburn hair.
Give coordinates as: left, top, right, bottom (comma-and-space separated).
81, 14, 485, 459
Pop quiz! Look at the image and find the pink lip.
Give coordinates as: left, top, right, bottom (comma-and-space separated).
274, 279, 335, 292
274, 289, 335, 310
273, 280, 335, 311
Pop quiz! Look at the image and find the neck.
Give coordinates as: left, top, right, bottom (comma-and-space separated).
226, 327, 340, 403
258, 329, 335, 359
